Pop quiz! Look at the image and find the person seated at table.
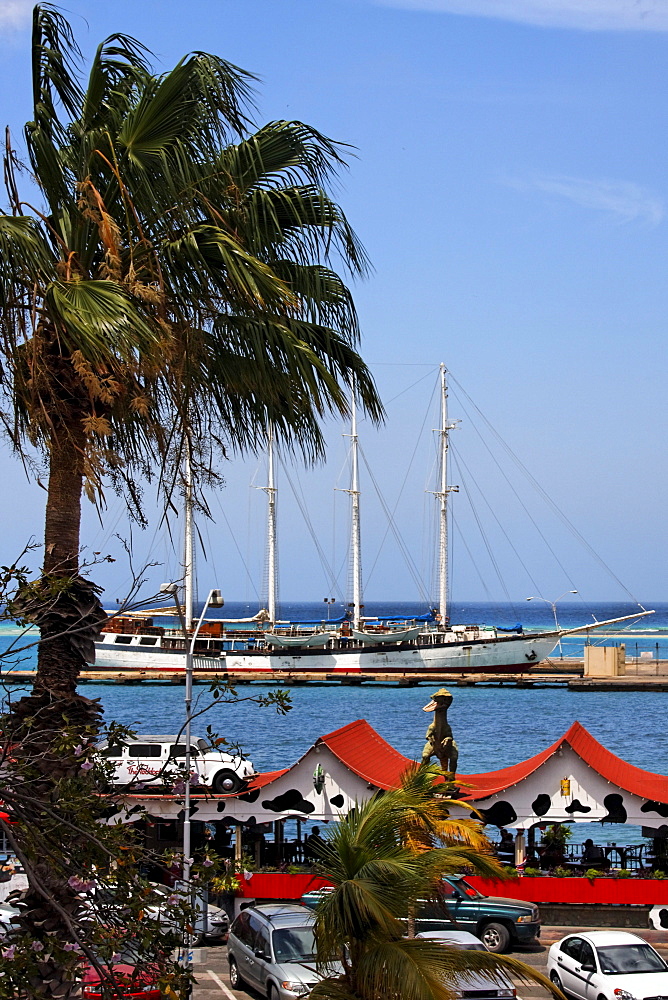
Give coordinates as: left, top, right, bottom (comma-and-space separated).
538, 842, 565, 870
497, 828, 515, 862
581, 838, 610, 870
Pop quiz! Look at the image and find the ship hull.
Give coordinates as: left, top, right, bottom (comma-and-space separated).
91, 633, 558, 674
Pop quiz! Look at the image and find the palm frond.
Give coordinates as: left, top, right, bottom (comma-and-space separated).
44, 279, 162, 364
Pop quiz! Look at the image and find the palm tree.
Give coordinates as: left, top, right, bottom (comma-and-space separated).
0, 4, 383, 711
309, 786, 556, 1000
0, 7, 382, 994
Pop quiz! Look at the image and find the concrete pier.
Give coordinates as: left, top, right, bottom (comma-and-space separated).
2, 663, 668, 689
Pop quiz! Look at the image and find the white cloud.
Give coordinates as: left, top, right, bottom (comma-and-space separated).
373, 0, 668, 32
508, 173, 664, 225
0, 0, 32, 30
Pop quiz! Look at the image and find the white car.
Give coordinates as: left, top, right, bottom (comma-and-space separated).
547, 931, 668, 1000
416, 931, 516, 999
97, 735, 255, 793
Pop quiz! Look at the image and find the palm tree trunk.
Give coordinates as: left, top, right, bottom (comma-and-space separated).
43, 417, 84, 578
31, 417, 106, 697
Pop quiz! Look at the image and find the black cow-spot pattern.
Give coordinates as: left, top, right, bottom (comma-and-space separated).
238, 788, 261, 803
329, 794, 344, 807
565, 799, 591, 814
532, 794, 551, 816
602, 793, 627, 823
479, 801, 517, 827
641, 800, 668, 818
262, 788, 315, 813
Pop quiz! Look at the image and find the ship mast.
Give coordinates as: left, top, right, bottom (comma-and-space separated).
265, 423, 277, 623
350, 378, 362, 629
183, 437, 195, 631
436, 364, 458, 624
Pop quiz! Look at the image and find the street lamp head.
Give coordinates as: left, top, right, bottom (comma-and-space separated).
570, 590, 578, 594
209, 589, 224, 607
160, 582, 178, 595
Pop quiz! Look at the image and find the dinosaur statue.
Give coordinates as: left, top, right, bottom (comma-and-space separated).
422, 687, 459, 774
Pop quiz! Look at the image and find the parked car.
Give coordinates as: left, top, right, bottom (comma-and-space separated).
414, 876, 540, 953
227, 902, 341, 1000
82, 880, 228, 945
547, 930, 668, 1000
97, 734, 255, 793
148, 882, 229, 943
82, 946, 164, 999
416, 930, 517, 999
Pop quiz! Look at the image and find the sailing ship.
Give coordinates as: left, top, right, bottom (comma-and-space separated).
92, 366, 652, 673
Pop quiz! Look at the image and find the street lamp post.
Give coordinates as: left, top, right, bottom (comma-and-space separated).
159, 583, 224, 981
526, 590, 578, 630
526, 591, 578, 657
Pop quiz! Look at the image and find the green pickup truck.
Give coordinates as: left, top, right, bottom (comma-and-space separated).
301, 875, 540, 954
415, 876, 540, 953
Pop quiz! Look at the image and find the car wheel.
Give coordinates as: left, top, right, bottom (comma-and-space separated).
268, 984, 278, 1000
213, 769, 243, 794
229, 956, 244, 988
480, 921, 511, 953
550, 971, 564, 992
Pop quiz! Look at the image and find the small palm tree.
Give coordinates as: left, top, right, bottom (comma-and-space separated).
309, 786, 556, 1000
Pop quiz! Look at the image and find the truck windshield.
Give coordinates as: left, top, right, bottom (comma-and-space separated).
272, 927, 317, 962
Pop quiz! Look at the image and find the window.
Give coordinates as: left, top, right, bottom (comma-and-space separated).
139, 636, 158, 646
114, 635, 133, 644
580, 942, 596, 969
99, 746, 122, 758
232, 911, 255, 948
560, 938, 583, 962
128, 744, 162, 758
249, 914, 267, 952
169, 745, 199, 758
255, 926, 271, 958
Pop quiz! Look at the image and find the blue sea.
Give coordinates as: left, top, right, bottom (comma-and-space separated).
2, 600, 666, 849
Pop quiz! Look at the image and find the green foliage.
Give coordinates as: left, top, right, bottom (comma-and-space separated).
585, 868, 603, 882
551, 866, 571, 878
540, 824, 573, 848
523, 867, 541, 877
308, 785, 559, 1000
614, 869, 633, 879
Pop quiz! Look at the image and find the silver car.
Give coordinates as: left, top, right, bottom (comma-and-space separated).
416, 931, 516, 999
227, 903, 340, 1000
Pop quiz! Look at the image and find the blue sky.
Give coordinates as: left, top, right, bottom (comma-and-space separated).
0, 0, 666, 608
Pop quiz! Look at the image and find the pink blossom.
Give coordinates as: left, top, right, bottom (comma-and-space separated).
203, 857, 214, 867
172, 780, 186, 795
80, 760, 93, 771
67, 876, 95, 892
2, 946, 15, 960
73, 745, 84, 757
31, 940, 44, 952
63, 942, 81, 952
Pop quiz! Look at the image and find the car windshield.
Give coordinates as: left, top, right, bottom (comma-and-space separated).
596, 945, 668, 975
272, 926, 317, 962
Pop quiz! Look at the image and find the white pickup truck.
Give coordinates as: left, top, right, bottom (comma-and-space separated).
98, 734, 255, 793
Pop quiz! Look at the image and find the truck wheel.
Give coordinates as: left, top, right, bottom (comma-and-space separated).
213, 769, 243, 793
480, 922, 511, 953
